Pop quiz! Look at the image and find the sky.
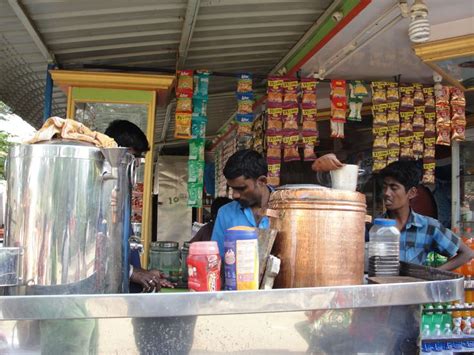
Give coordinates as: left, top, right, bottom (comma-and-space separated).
0, 112, 36, 143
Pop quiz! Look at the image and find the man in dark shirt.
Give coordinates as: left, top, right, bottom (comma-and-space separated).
191, 197, 232, 242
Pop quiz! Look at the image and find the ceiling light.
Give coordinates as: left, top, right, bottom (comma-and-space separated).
408, 0, 430, 43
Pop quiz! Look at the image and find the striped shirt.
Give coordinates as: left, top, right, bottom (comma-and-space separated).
385, 210, 460, 265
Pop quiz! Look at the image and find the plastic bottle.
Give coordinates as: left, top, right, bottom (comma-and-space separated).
442, 323, 454, 352
224, 226, 259, 290
432, 323, 443, 353
187, 241, 221, 292
462, 317, 474, 349
452, 317, 463, 351
421, 324, 433, 354
368, 218, 400, 277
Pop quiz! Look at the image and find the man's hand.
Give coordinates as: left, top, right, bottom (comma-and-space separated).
311, 153, 344, 172
130, 268, 175, 292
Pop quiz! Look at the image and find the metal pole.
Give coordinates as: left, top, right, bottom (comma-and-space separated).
43, 63, 54, 121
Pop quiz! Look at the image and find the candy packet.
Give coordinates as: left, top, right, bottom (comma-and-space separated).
371, 81, 387, 103
191, 114, 207, 139
189, 139, 205, 161
174, 113, 192, 139
176, 70, 194, 95
302, 131, 318, 161
237, 73, 253, 93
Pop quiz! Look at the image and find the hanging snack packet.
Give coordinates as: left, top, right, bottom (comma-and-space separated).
237, 92, 254, 114
399, 135, 414, 159
194, 71, 210, 98
187, 182, 203, 208
302, 106, 318, 133
372, 104, 388, 127
236, 113, 254, 124
452, 105, 466, 121
283, 77, 299, 105
267, 158, 281, 187
301, 78, 317, 108
282, 103, 299, 131
237, 122, 252, 135
387, 102, 400, 125
424, 137, 435, 157
424, 111, 436, 137
413, 106, 425, 131
174, 113, 192, 139
422, 160, 436, 185
191, 114, 207, 139
302, 132, 318, 161
176, 70, 194, 95
267, 76, 284, 93
435, 86, 450, 106
372, 149, 388, 172
331, 79, 347, 98
436, 123, 451, 146
331, 120, 345, 139
450, 87, 466, 106
387, 148, 400, 165
352, 80, 368, 97
266, 131, 282, 160
436, 105, 450, 125
387, 125, 400, 149
267, 91, 283, 108
373, 126, 388, 149
189, 139, 205, 161
413, 132, 424, 159
331, 97, 347, 121
371, 81, 387, 103
176, 92, 193, 113
400, 111, 414, 134
399, 84, 415, 110
452, 119, 466, 142
237, 73, 253, 93
386, 82, 399, 102
282, 130, 300, 162
188, 160, 205, 183
423, 86, 435, 110
413, 83, 425, 105
193, 96, 208, 116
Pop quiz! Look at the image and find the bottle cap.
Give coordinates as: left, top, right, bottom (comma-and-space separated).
374, 218, 396, 227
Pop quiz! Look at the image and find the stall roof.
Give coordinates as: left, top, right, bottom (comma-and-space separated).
1, 0, 472, 150
0, 0, 332, 140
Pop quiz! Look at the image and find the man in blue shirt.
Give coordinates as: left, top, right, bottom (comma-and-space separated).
211, 149, 272, 256
379, 160, 473, 270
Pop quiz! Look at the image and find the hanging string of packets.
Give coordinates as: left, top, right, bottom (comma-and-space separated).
173, 70, 210, 208
235, 73, 254, 150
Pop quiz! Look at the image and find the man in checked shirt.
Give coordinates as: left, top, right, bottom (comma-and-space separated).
379, 160, 474, 270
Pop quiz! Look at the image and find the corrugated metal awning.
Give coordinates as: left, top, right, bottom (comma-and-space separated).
0, 0, 335, 144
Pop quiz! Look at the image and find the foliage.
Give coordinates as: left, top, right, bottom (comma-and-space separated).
0, 132, 13, 180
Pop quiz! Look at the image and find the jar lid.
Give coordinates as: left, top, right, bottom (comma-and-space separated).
374, 218, 396, 227
182, 241, 191, 249
189, 241, 219, 255
154, 241, 179, 249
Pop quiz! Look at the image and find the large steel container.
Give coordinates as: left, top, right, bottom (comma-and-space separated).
268, 185, 366, 288
3, 141, 133, 295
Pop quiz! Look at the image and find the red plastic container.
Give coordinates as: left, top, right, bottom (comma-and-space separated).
187, 241, 221, 291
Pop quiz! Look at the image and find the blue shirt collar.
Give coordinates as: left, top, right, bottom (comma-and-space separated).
383, 209, 423, 229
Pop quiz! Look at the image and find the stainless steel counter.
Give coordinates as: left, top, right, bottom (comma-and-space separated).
0, 263, 463, 354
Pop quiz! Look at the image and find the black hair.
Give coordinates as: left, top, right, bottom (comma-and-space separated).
379, 160, 422, 192
211, 197, 232, 220
104, 120, 149, 153
223, 149, 268, 180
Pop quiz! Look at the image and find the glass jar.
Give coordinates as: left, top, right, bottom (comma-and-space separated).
149, 241, 180, 282
181, 242, 191, 283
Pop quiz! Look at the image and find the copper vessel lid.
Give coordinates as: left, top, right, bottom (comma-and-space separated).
270, 184, 366, 204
